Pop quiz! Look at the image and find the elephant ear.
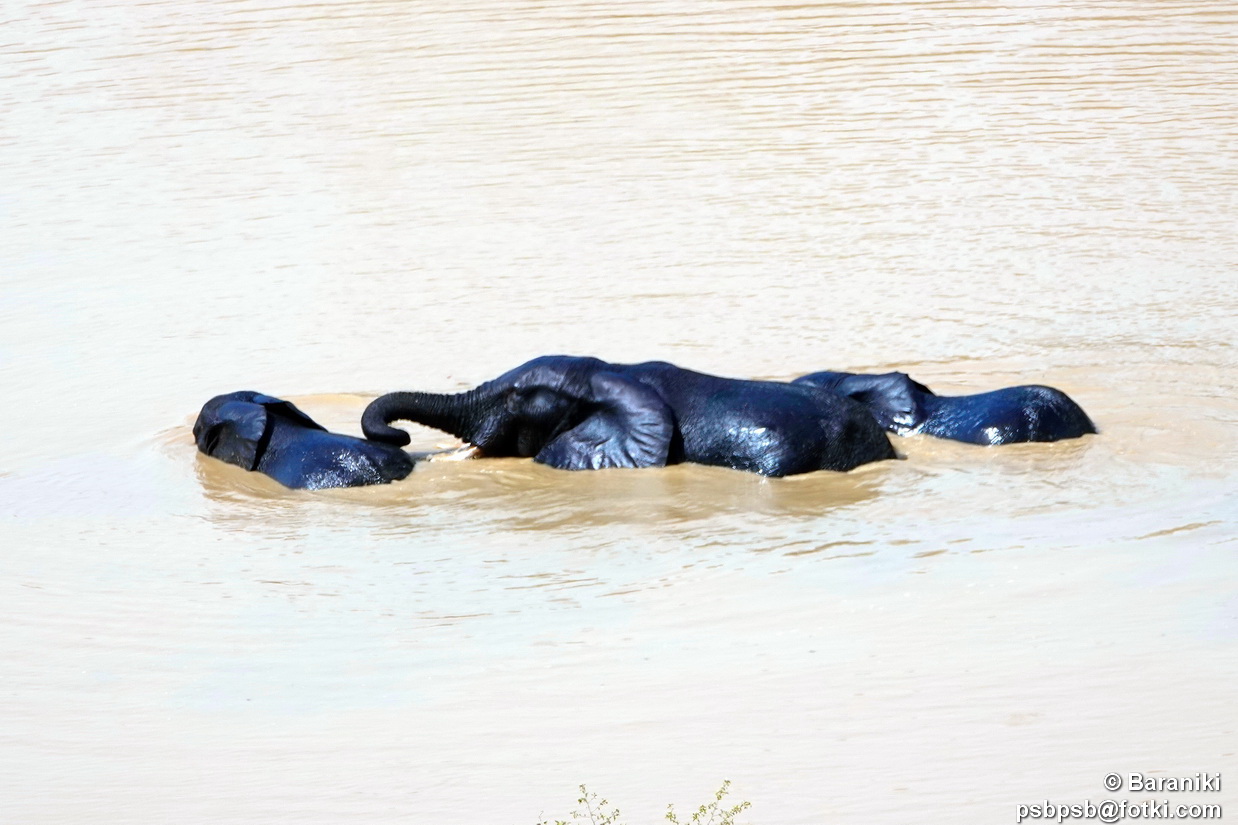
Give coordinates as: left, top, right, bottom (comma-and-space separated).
532, 371, 673, 470
194, 399, 272, 471
833, 372, 932, 434
193, 393, 326, 471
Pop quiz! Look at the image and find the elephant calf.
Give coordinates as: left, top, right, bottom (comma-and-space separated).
793, 370, 1096, 445
194, 391, 414, 489
361, 355, 897, 476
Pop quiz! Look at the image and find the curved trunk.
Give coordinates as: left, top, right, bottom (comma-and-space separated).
361, 388, 489, 446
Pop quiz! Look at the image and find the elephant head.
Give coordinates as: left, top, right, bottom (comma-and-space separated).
361, 356, 674, 470
194, 391, 323, 470
195, 391, 414, 489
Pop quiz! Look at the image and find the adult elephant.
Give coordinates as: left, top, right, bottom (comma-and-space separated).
792, 371, 1096, 445
195, 391, 414, 489
362, 356, 897, 476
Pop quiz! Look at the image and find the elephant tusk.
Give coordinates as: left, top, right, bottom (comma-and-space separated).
423, 445, 483, 462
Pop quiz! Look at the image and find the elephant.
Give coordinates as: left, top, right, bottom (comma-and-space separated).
361, 356, 898, 476
194, 391, 414, 489
791, 370, 1096, 445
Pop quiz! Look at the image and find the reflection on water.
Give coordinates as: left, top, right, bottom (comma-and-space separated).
2, 1, 1237, 823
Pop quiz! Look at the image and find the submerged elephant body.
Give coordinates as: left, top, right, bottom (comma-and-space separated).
362, 356, 897, 476
194, 362, 1093, 489
792, 371, 1096, 445
194, 391, 414, 489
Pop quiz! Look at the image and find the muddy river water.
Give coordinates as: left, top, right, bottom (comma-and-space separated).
2, 1, 1236, 822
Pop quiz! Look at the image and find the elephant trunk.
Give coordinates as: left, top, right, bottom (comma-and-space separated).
362, 388, 490, 447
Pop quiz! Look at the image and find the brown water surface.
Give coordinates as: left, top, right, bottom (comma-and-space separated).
2, 1, 1236, 822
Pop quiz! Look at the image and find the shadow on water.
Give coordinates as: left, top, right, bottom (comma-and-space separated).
192, 440, 892, 531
